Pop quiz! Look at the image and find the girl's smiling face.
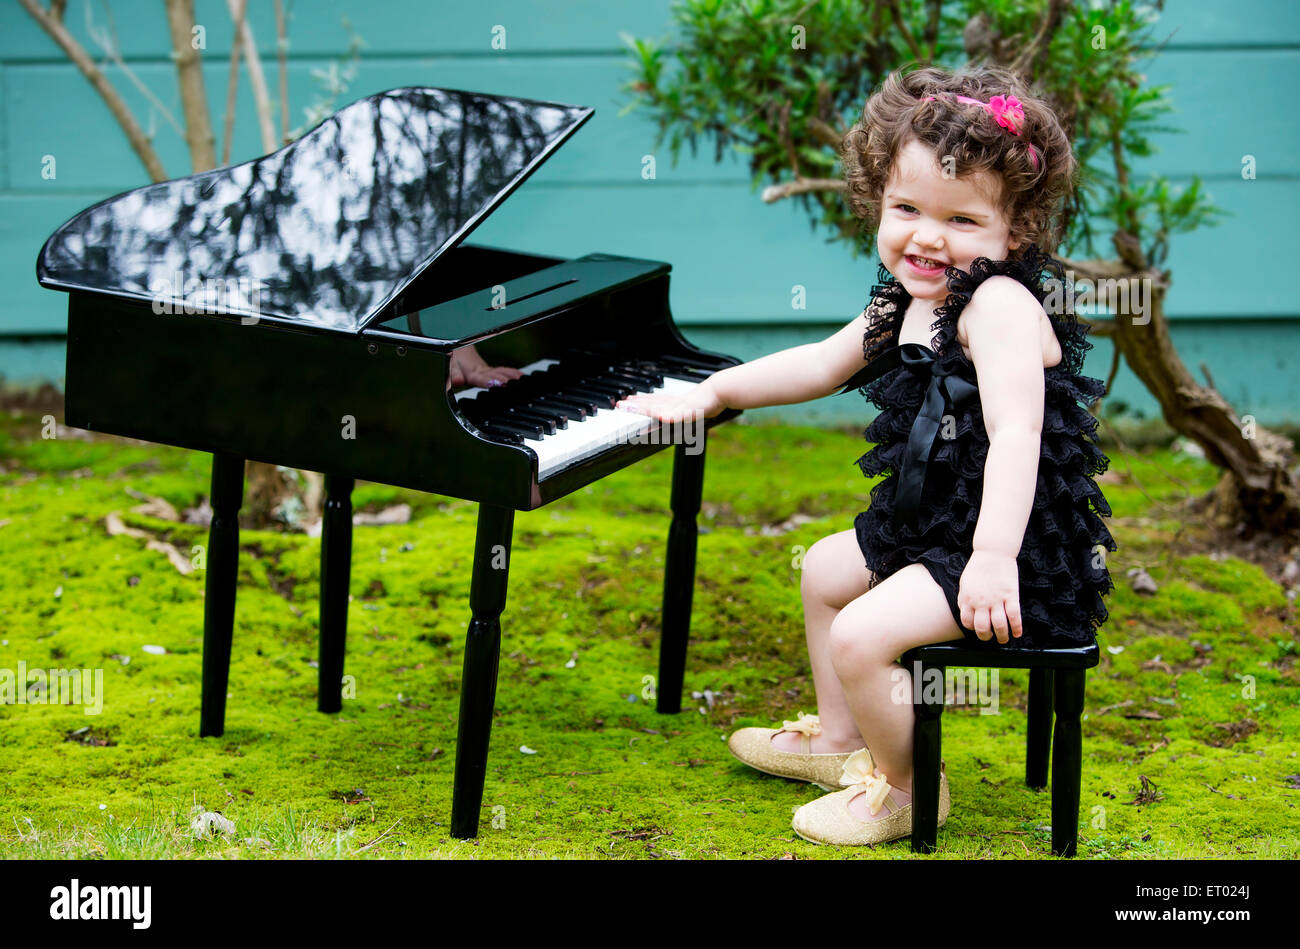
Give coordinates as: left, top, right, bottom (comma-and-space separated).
877, 139, 1020, 306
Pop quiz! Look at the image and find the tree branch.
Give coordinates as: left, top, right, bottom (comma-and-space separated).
275, 0, 290, 145
84, 0, 184, 139
1111, 135, 1142, 239
808, 115, 843, 150
18, 0, 167, 180
924, 0, 943, 60
221, 0, 246, 166
778, 101, 799, 178
885, 0, 925, 61
164, 0, 216, 171
225, 0, 276, 153
1010, 0, 1068, 79
761, 178, 845, 203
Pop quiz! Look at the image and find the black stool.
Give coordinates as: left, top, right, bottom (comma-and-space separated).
899, 641, 1100, 856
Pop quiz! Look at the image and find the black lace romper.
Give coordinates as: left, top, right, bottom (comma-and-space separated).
837, 245, 1118, 649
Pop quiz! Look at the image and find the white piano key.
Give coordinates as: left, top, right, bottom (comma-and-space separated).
450, 353, 708, 479
528, 374, 703, 479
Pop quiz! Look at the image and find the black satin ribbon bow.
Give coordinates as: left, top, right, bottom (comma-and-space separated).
892, 343, 979, 529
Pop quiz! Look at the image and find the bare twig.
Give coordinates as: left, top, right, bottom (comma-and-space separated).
1010, 0, 1068, 79
356, 818, 402, 853
225, 0, 276, 153
164, 0, 217, 171
275, 0, 290, 144
221, 0, 246, 165
82, 0, 184, 139
1102, 336, 1121, 398
18, 0, 167, 180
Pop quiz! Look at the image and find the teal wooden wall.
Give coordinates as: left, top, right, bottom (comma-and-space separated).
1, 0, 1297, 426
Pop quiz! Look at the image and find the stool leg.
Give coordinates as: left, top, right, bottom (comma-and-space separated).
318, 475, 354, 714
911, 660, 944, 854
200, 453, 244, 737
656, 438, 707, 714
1050, 668, 1087, 857
450, 503, 514, 839
1026, 668, 1054, 789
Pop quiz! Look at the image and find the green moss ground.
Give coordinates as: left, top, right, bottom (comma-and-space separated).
0, 409, 1296, 859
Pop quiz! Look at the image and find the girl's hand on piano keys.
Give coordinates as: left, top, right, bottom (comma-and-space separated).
616, 386, 724, 423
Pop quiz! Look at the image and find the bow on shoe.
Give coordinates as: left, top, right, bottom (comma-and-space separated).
780, 712, 822, 737
839, 749, 893, 816
893, 344, 980, 530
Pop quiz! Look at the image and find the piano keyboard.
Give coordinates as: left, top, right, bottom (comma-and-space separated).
453, 352, 713, 479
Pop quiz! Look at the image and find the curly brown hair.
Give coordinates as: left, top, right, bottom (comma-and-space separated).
841, 64, 1077, 257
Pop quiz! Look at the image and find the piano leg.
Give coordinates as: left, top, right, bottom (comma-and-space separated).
657, 436, 708, 714
318, 475, 354, 714
450, 503, 515, 839
200, 453, 245, 738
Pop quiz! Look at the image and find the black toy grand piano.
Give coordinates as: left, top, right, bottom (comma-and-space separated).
35, 87, 743, 838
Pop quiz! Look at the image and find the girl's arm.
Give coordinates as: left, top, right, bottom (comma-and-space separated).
960, 276, 1047, 640
966, 277, 1046, 557
619, 306, 879, 420
710, 306, 879, 408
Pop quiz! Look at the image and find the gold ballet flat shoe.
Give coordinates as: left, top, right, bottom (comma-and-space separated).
791, 751, 951, 847
727, 712, 865, 792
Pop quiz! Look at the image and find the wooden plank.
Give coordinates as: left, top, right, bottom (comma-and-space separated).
1135, 50, 1300, 179
2, 0, 1296, 62
1155, 0, 1300, 47
0, 58, 749, 192
464, 178, 1300, 322
6, 49, 1297, 196
3, 174, 1294, 334
0, 0, 672, 61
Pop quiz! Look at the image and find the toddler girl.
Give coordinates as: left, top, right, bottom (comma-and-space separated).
618, 63, 1117, 847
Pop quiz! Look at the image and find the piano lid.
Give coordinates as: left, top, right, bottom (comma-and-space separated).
36, 87, 593, 333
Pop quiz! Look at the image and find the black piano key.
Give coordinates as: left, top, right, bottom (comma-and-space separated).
529, 396, 583, 422
544, 384, 602, 410
658, 353, 722, 373
591, 374, 643, 398
580, 378, 633, 400
635, 369, 666, 388
527, 394, 587, 420
603, 369, 659, 391
649, 360, 712, 381
477, 425, 524, 446
517, 402, 570, 427
560, 385, 618, 410
485, 418, 545, 440
514, 402, 566, 424
507, 372, 569, 404
550, 391, 602, 415
503, 407, 558, 434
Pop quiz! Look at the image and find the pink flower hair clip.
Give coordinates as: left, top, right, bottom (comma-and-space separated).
922, 93, 1039, 170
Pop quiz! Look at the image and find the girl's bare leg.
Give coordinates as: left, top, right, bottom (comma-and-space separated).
827, 562, 965, 821
769, 528, 876, 754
